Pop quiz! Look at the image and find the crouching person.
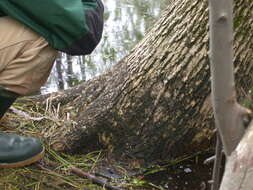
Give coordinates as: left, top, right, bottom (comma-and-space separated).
0, 0, 104, 168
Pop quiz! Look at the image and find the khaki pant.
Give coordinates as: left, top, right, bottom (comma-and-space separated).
0, 16, 58, 95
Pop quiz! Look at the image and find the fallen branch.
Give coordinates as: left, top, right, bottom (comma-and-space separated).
70, 167, 123, 190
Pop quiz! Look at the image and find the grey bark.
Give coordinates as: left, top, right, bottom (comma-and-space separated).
209, 0, 247, 156
208, 0, 253, 189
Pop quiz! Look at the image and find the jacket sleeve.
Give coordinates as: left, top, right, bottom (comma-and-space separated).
63, 0, 104, 55
83, 0, 104, 50
0, 10, 6, 16
0, 0, 104, 55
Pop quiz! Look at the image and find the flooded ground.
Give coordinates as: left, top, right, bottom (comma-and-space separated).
145, 152, 219, 190
94, 151, 219, 190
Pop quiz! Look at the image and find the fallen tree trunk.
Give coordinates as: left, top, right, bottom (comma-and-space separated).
24, 0, 253, 162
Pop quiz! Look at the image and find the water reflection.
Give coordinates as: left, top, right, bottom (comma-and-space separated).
41, 0, 168, 94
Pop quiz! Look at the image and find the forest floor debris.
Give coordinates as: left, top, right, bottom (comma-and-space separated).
0, 101, 214, 190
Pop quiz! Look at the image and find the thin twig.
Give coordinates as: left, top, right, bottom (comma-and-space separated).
10, 107, 45, 121
70, 167, 123, 190
211, 132, 223, 190
203, 155, 216, 165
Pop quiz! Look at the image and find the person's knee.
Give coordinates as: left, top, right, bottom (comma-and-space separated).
0, 43, 57, 96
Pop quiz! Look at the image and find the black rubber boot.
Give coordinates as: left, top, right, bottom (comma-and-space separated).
0, 96, 16, 119
0, 88, 19, 119
0, 132, 44, 168
0, 89, 44, 168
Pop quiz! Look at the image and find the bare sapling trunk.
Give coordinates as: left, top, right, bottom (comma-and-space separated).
209, 0, 250, 157
209, 0, 252, 189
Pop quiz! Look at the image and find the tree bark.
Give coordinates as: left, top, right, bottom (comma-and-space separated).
209, 0, 246, 156
220, 122, 253, 190
25, 0, 253, 162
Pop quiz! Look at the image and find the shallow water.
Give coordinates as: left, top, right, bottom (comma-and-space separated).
41, 0, 168, 94
145, 152, 218, 190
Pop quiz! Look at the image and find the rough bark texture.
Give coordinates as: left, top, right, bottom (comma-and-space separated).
26, 0, 253, 162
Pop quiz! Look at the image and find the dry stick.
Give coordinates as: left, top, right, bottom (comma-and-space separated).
211, 132, 223, 190
70, 167, 123, 190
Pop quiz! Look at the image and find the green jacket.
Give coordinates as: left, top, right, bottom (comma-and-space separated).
0, 0, 104, 55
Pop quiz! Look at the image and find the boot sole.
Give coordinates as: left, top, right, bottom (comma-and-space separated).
0, 147, 45, 168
